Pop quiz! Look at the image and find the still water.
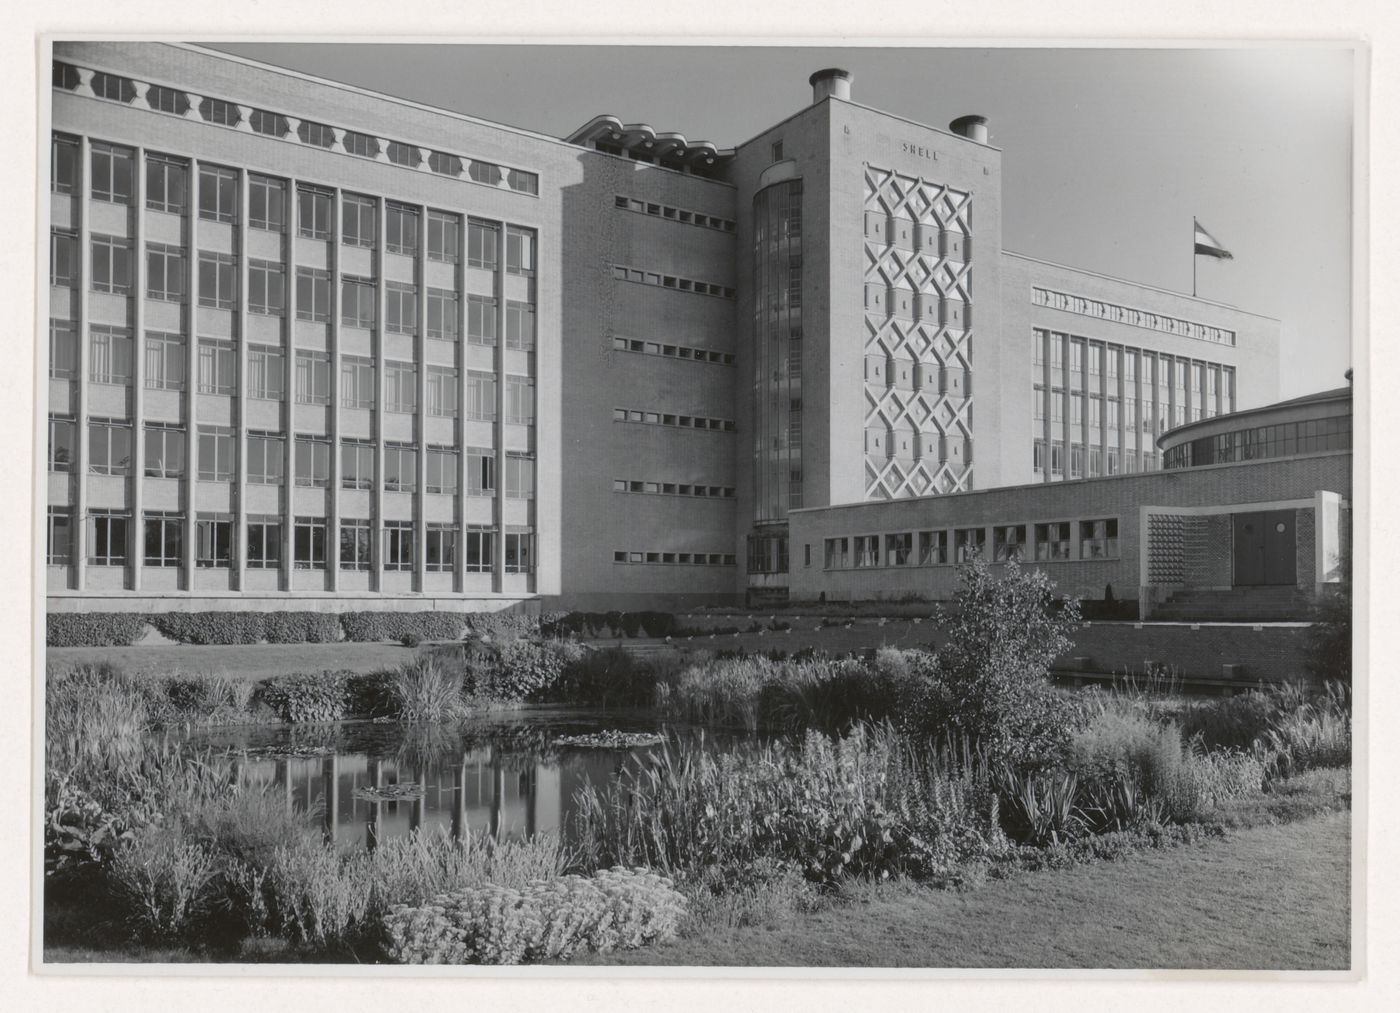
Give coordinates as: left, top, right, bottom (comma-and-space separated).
189, 709, 711, 852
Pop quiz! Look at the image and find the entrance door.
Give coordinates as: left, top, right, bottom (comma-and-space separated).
1233, 510, 1297, 586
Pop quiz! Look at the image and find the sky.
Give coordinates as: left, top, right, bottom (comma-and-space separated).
210, 43, 1356, 399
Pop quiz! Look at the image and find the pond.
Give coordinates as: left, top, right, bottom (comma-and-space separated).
187, 708, 728, 853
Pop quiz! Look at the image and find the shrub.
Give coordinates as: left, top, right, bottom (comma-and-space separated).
108, 827, 220, 942
47, 612, 148, 647
263, 612, 342, 644
1177, 690, 1277, 751
256, 672, 350, 723
148, 611, 267, 645
474, 639, 587, 701
340, 611, 466, 643
541, 647, 659, 708
345, 671, 397, 718
400, 632, 423, 648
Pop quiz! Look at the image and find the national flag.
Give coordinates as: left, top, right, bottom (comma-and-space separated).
1193, 219, 1234, 260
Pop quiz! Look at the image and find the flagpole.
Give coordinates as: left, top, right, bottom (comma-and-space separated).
1192, 217, 1197, 297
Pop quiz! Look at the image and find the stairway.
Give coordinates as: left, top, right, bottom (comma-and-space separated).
1150, 586, 1313, 622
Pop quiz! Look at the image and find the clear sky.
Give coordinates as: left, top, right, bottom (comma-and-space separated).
212, 43, 1355, 399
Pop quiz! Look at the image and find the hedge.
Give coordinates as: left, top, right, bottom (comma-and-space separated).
339, 611, 467, 643
46, 613, 148, 647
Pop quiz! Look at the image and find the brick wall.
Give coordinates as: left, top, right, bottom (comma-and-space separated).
1296, 507, 1316, 588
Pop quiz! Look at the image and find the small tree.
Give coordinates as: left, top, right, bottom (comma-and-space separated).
931, 556, 1081, 766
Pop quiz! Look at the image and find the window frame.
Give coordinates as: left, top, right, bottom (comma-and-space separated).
198, 165, 239, 224
197, 426, 236, 482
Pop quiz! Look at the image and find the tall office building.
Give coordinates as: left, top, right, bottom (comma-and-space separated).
45, 43, 1281, 614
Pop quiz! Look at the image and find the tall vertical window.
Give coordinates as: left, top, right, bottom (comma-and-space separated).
464, 527, 494, 572
340, 441, 374, 489
339, 519, 372, 571
467, 219, 498, 269
504, 529, 533, 574
50, 230, 77, 287
955, 527, 986, 563
505, 301, 535, 350
296, 268, 331, 322
426, 448, 458, 495
146, 243, 185, 301
342, 194, 376, 247
247, 346, 284, 400
48, 416, 75, 472
51, 134, 79, 194
294, 438, 330, 488
1080, 519, 1119, 559
505, 376, 534, 425
246, 433, 285, 485
90, 326, 133, 384
385, 362, 417, 413
196, 514, 233, 568
428, 211, 460, 262
1032, 330, 1046, 367
386, 282, 418, 334
295, 351, 331, 405
47, 508, 73, 565
143, 424, 185, 478
146, 155, 188, 213
387, 204, 419, 255
1035, 522, 1071, 561
49, 321, 78, 379
198, 426, 235, 481
298, 186, 333, 239
143, 512, 184, 567
993, 524, 1027, 562
341, 277, 375, 329
198, 165, 238, 223
87, 418, 131, 475
198, 339, 237, 395
383, 444, 417, 492
427, 288, 459, 341
88, 512, 129, 566
504, 453, 534, 499
426, 526, 456, 573
467, 448, 494, 495
246, 517, 282, 569
90, 142, 133, 204
144, 332, 185, 390
198, 252, 237, 309
505, 226, 535, 275
427, 367, 458, 417
340, 356, 375, 409
383, 521, 414, 571
249, 175, 286, 231
91, 235, 132, 294
248, 260, 285, 315
466, 372, 497, 421
294, 517, 328, 569
467, 295, 497, 345
917, 530, 948, 566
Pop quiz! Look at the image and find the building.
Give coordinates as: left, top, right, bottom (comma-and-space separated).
45, 43, 1297, 615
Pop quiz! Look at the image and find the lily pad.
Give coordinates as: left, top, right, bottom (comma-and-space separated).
553, 731, 665, 749
354, 782, 424, 802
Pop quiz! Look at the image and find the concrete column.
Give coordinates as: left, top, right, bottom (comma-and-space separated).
454, 215, 469, 588
1039, 330, 1052, 484
74, 136, 90, 590
279, 182, 299, 589
492, 220, 507, 592
415, 205, 429, 592
184, 159, 201, 590
327, 189, 342, 591
131, 146, 146, 591
281, 188, 300, 591
233, 168, 250, 592
372, 195, 386, 590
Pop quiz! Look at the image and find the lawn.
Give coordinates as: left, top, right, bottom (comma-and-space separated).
570, 811, 1351, 970
46, 642, 420, 681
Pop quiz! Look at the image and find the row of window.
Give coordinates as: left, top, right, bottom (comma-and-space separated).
610, 264, 735, 300
53, 69, 540, 194
1032, 440, 1159, 479
53, 135, 537, 268
612, 407, 735, 432
1162, 415, 1352, 469
612, 195, 735, 233
823, 519, 1120, 570
610, 336, 735, 366
1033, 330, 1236, 399
49, 508, 532, 572
612, 479, 735, 499
611, 550, 738, 567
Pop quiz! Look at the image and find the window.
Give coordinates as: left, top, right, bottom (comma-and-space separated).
340, 519, 372, 571
88, 418, 131, 475
852, 535, 880, 568
955, 527, 986, 563
467, 219, 498, 269
295, 437, 330, 488
144, 512, 183, 567
198, 339, 237, 395
90, 326, 132, 384
385, 362, 417, 413
298, 186, 333, 239
504, 453, 534, 499
47, 508, 72, 565
50, 230, 77, 287
91, 235, 132, 294
196, 514, 233, 568
1070, 445, 1084, 479
90, 143, 133, 204
427, 367, 458, 417
53, 62, 81, 90
504, 529, 533, 574
386, 141, 420, 168
429, 211, 460, 262
464, 527, 494, 572
342, 131, 379, 159
249, 109, 288, 138
146, 155, 187, 213
249, 175, 286, 231
505, 227, 535, 275
295, 351, 331, 405
429, 152, 462, 177
248, 260, 285, 315
46, 321, 78, 380
246, 433, 284, 485
90, 71, 131, 101
199, 97, 240, 127
467, 295, 497, 345
296, 268, 331, 322
247, 346, 284, 400
1035, 522, 1071, 561
88, 512, 129, 566
918, 530, 948, 566
994, 524, 1027, 562
885, 532, 913, 566
143, 332, 184, 391
383, 521, 414, 571
509, 170, 540, 196
466, 372, 497, 422
386, 282, 417, 334
427, 448, 458, 495
198, 252, 237, 309
340, 356, 374, 409
505, 301, 535, 350
297, 121, 335, 149
771, 140, 784, 161
146, 244, 185, 301
51, 134, 79, 194
340, 441, 374, 490
1033, 438, 1045, 474
246, 517, 281, 569
143, 424, 185, 478
294, 517, 328, 569
342, 194, 376, 247
384, 444, 417, 492
341, 276, 375, 329
198, 426, 235, 481
468, 161, 503, 186
467, 448, 494, 495
824, 537, 850, 570
427, 288, 459, 341
198, 166, 238, 223
144, 84, 186, 115
505, 376, 534, 425
48, 416, 74, 472
1079, 519, 1119, 559
387, 204, 418, 254
426, 526, 456, 573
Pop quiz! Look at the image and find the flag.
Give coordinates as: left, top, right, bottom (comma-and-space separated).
1193, 219, 1234, 260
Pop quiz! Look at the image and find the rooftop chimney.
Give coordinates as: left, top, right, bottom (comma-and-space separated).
810, 68, 852, 104
949, 114, 989, 144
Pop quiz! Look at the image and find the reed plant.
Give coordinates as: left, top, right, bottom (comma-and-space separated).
389, 656, 465, 722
